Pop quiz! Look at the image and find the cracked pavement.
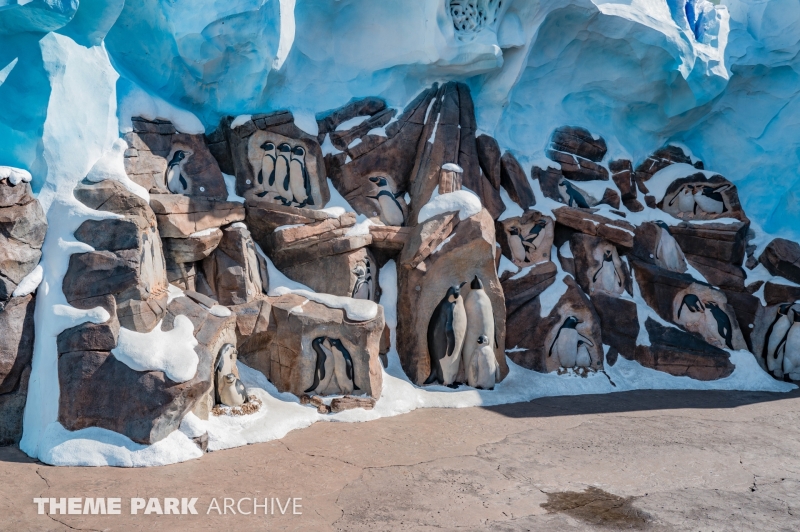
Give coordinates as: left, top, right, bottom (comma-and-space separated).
1, 388, 799, 531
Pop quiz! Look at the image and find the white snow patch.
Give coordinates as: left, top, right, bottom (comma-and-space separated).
345, 215, 375, 237
335, 115, 369, 131
348, 137, 362, 149
646, 163, 717, 202
230, 114, 252, 129
12, 265, 43, 297
322, 178, 355, 215
274, 223, 304, 232
85, 139, 150, 202
441, 163, 463, 173
0, 166, 32, 185
538, 248, 571, 317
498, 187, 524, 220
498, 255, 519, 277
320, 134, 342, 156
559, 241, 573, 258
433, 234, 454, 254
418, 189, 482, 223
117, 78, 204, 135
111, 316, 199, 383
189, 227, 221, 238
292, 110, 319, 136
222, 173, 245, 203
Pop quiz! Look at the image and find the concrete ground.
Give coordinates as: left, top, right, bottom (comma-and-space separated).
1, 389, 799, 531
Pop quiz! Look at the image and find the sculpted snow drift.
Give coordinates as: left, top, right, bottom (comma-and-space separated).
0, 0, 797, 467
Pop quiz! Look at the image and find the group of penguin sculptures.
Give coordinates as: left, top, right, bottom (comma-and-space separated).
426, 276, 500, 390
762, 304, 800, 381
250, 140, 315, 208
548, 316, 595, 372
305, 337, 359, 396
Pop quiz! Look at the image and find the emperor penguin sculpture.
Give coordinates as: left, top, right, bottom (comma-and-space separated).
289, 145, 313, 206
367, 176, 406, 226
425, 282, 467, 387
305, 336, 335, 394
215, 343, 248, 407
558, 180, 590, 209
549, 316, 594, 369
654, 221, 687, 272
461, 276, 497, 389
693, 184, 731, 215
763, 304, 793, 377
781, 311, 800, 380
165, 149, 192, 194
274, 143, 293, 201
351, 258, 372, 300
466, 335, 500, 390
668, 184, 696, 214
329, 338, 359, 394
591, 249, 623, 294
508, 227, 529, 263
258, 142, 276, 191
704, 301, 733, 349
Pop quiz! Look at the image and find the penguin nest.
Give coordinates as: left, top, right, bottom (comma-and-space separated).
212, 395, 262, 417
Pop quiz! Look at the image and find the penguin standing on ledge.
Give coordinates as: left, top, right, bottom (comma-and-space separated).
549, 316, 594, 369
462, 276, 498, 389
305, 336, 335, 394
704, 301, 733, 349
425, 283, 467, 387
591, 249, 623, 294
329, 338, 359, 395
274, 143, 293, 201
654, 221, 687, 272
258, 142, 276, 191
289, 145, 313, 207
763, 304, 793, 377
508, 227, 529, 263
165, 149, 192, 194
367, 176, 406, 226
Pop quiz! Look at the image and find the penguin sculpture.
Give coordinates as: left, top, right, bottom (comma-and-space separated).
654, 221, 687, 272
549, 316, 594, 369
244, 239, 264, 298
677, 294, 705, 319
461, 276, 497, 389
289, 145, 313, 207
466, 335, 500, 390
165, 149, 192, 194
305, 336, 335, 394
215, 344, 248, 406
522, 219, 548, 251
367, 176, 406, 226
781, 311, 800, 380
693, 184, 731, 215
575, 340, 592, 368
425, 282, 468, 386
274, 143, 293, 201
668, 184, 696, 214
351, 258, 372, 300
558, 180, 591, 209
591, 249, 623, 294
704, 301, 733, 349
329, 338, 359, 394
258, 142, 276, 191
763, 304, 793, 377
508, 227, 529, 263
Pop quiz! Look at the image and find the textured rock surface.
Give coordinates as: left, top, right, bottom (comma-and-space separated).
149, 195, 246, 239
759, 238, 800, 284
496, 211, 554, 268
0, 295, 35, 395
200, 224, 268, 306
0, 180, 46, 303
499, 152, 535, 210
238, 294, 384, 399
658, 173, 747, 223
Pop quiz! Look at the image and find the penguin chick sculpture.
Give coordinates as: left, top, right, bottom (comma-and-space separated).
575, 340, 592, 368
461, 276, 497, 389
165, 149, 192, 194
704, 301, 733, 349
329, 338, 359, 394
466, 335, 500, 390
549, 316, 594, 369
219, 374, 248, 407
368, 176, 406, 226
425, 282, 467, 386
214, 343, 248, 407
258, 142, 276, 191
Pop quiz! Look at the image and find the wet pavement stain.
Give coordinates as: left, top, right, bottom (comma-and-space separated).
542, 486, 650, 529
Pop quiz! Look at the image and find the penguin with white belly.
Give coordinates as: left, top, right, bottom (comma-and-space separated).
461, 276, 498, 389
367, 176, 406, 226
781, 311, 800, 381
763, 304, 793, 377
549, 316, 594, 369
522, 219, 548, 251
274, 143, 294, 201
289, 145, 314, 207
165, 149, 193, 194
591, 249, 623, 294
693, 183, 731, 215
654, 221, 687, 272
425, 283, 467, 387
215, 344, 248, 407
329, 338, 359, 395
257, 142, 276, 192
575, 340, 592, 368
668, 184, 696, 214
507, 227, 529, 263
351, 258, 372, 300
305, 336, 336, 395
466, 335, 500, 390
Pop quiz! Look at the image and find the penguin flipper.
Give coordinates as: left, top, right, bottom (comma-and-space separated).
548, 329, 562, 357
304, 339, 327, 393
179, 175, 188, 191
342, 348, 359, 390
592, 265, 603, 283
257, 169, 263, 185
577, 334, 594, 347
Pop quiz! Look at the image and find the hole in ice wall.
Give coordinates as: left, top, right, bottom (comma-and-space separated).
449, 0, 502, 41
